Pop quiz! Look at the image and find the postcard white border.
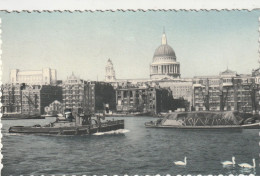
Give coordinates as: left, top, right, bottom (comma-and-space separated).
0, 9, 259, 176
0, 0, 260, 11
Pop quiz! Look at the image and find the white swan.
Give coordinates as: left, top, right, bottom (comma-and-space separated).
221, 156, 235, 166
238, 158, 256, 168
174, 157, 187, 166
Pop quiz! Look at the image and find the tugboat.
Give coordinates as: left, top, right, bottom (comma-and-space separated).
145, 111, 259, 129
9, 109, 124, 135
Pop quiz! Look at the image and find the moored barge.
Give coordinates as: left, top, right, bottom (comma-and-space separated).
145, 111, 259, 129
3, 113, 45, 120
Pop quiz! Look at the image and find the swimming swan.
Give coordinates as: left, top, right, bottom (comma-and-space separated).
238, 158, 256, 168
174, 157, 187, 166
221, 156, 235, 166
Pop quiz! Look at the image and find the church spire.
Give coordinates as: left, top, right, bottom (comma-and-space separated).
161, 27, 167, 45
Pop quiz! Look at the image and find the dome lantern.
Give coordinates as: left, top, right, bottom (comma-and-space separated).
161, 29, 167, 45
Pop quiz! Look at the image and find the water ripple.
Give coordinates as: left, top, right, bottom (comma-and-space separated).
1, 117, 259, 175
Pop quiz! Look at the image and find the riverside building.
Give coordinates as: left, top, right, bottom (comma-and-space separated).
10, 68, 57, 85
1, 84, 22, 114
62, 73, 95, 114
115, 83, 175, 114
192, 68, 259, 113
104, 30, 259, 113
62, 73, 116, 114
1, 83, 62, 115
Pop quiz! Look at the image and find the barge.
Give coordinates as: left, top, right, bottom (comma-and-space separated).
9, 111, 124, 135
145, 111, 259, 129
3, 113, 45, 120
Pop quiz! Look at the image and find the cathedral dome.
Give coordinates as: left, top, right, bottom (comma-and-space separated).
152, 32, 176, 63
150, 30, 181, 80
153, 44, 176, 58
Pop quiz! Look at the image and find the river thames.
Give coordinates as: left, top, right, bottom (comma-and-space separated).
2, 116, 259, 175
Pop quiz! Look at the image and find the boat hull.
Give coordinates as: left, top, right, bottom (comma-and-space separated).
9, 120, 124, 135
145, 122, 259, 129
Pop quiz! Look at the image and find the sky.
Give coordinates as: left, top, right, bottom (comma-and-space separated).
1, 10, 260, 83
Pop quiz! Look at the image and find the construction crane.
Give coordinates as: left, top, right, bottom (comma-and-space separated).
20, 84, 39, 115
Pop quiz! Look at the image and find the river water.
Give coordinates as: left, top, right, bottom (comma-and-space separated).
2, 116, 259, 175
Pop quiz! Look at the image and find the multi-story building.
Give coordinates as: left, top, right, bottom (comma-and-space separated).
62, 73, 116, 114
62, 73, 95, 114
10, 68, 57, 85
193, 75, 221, 111
1, 84, 22, 113
192, 68, 259, 113
1, 83, 62, 115
21, 85, 62, 115
251, 67, 260, 112
115, 83, 174, 114
94, 81, 116, 113
154, 79, 193, 104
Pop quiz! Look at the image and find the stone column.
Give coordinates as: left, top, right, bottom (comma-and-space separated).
127, 91, 130, 109
121, 91, 124, 102
162, 65, 164, 73
133, 90, 136, 105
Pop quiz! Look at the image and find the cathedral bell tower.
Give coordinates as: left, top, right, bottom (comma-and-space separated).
105, 59, 116, 82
